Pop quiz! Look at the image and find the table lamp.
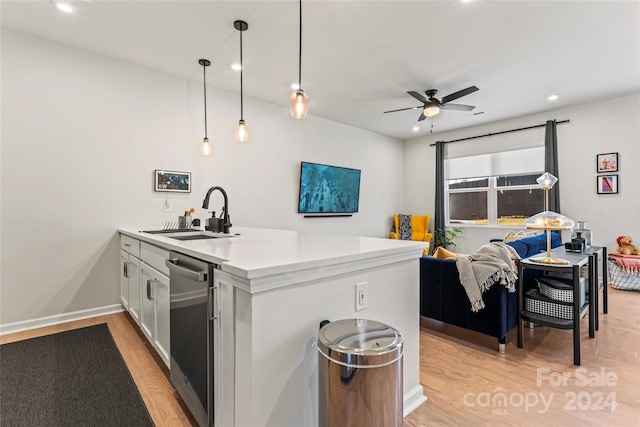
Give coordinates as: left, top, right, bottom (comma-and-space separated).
525, 173, 574, 264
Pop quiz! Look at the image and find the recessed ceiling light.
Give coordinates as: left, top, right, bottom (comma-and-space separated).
461, 0, 474, 3
53, 1, 77, 13
290, 83, 300, 90
547, 94, 559, 101
231, 63, 242, 71
412, 126, 419, 132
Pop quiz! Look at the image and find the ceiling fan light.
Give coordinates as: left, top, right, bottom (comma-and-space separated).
235, 119, 250, 142
290, 90, 309, 119
424, 105, 440, 117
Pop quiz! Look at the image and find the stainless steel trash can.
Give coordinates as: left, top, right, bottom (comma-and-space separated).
316, 319, 403, 427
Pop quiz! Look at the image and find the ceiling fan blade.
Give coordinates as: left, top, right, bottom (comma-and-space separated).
383, 106, 422, 114
441, 86, 479, 104
440, 103, 475, 111
417, 112, 427, 121
407, 91, 427, 103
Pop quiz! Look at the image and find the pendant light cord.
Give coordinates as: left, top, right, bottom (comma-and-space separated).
203, 63, 208, 138
240, 28, 244, 120
298, 0, 302, 89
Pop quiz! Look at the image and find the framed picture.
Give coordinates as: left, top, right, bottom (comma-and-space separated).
597, 175, 618, 194
154, 170, 191, 193
597, 152, 618, 173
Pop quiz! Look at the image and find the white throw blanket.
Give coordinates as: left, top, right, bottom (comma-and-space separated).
455, 242, 520, 312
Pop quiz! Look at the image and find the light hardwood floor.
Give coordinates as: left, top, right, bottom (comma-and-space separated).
2, 286, 638, 426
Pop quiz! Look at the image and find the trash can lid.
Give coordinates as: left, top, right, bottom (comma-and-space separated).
317, 319, 403, 364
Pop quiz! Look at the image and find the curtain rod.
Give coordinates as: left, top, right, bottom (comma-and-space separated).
429, 119, 570, 146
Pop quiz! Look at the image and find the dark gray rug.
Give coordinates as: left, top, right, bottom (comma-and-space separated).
0, 323, 155, 427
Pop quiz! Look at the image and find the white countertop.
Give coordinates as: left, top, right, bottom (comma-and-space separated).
119, 226, 426, 285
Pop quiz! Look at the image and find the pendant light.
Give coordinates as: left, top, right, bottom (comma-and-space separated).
289, 0, 309, 119
198, 59, 212, 156
234, 20, 249, 142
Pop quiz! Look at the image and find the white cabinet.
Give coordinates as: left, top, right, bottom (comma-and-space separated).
120, 234, 170, 367
140, 261, 170, 366
120, 251, 141, 324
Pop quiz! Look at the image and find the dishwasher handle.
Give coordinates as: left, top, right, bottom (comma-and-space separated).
165, 258, 208, 282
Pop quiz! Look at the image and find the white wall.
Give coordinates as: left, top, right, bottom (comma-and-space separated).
403, 92, 640, 254
0, 29, 404, 325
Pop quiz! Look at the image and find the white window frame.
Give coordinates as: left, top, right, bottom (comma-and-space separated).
446, 174, 544, 227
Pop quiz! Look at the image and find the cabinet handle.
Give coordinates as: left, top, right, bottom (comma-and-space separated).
123, 262, 129, 278
124, 243, 131, 247
209, 286, 218, 320
147, 279, 155, 300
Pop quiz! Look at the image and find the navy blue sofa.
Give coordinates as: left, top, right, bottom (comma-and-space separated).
419, 232, 562, 352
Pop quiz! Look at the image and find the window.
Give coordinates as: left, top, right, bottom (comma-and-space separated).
447, 173, 544, 226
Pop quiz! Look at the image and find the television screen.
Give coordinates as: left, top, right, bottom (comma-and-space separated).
298, 161, 361, 214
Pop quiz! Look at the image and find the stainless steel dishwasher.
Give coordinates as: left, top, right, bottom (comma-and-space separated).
165, 251, 216, 427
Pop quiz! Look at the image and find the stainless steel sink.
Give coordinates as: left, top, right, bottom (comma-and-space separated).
169, 233, 225, 241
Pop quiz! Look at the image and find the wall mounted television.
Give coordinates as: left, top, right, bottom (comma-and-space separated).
298, 161, 361, 214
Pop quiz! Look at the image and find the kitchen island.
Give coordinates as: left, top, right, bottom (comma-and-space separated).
119, 226, 427, 427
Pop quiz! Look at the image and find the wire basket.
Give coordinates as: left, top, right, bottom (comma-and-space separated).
608, 257, 640, 291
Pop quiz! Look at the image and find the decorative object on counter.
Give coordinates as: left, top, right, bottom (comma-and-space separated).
597, 152, 618, 173
178, 208, 195, 229
597, 174, 618, 194
199, 59, 212, 156
617, 235, 639, 256
571, 220, 592, 247
290, 0, 309, 119
154, 170, 191, 193
202, 186, 232, 233
234, 20, 250, 142
525, 172, 574, 264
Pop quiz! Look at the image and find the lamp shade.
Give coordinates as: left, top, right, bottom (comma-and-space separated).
235, 119, 249, 142
536, 172, 558, 190
525, 211, 574, 230
423, 104, 440, 117
290, 89, 309, 119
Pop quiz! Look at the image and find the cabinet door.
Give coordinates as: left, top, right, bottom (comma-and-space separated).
153, 271, 170, 367
120, 251, 129, 310
140, 264, 155, 342
128, 256, 141, 325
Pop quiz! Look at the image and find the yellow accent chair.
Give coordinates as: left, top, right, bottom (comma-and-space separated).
389, 214, 432, 255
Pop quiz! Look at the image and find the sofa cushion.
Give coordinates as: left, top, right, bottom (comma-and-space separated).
433, 247, 456, 259
506, 232, 562, 258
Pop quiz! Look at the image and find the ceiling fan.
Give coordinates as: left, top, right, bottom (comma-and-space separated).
384, 86, 479, 121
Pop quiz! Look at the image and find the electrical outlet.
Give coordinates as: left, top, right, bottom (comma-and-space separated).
355, 282, 367, 311
164, 199, 172, 212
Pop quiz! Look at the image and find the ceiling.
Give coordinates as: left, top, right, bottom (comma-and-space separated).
2, 0, 639, 140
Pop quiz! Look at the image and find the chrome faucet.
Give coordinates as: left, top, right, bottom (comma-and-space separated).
202, 186, 232, 233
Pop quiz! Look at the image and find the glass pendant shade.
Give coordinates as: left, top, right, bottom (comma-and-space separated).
423, 104, 440, 117
536, 172, 558, 190
525, 211, 574, 230
525, 211, 574, 265
235, 120, 249, 142
290, 90, 309, 119
200, 137, 212, 156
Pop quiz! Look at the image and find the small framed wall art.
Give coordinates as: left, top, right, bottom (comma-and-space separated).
597, 174, 618, 194
154, 170, 191, 193
596, 152, 618, 173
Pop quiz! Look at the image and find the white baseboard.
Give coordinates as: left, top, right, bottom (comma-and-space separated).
0, 304, 125, 336
404, 384, 428, 417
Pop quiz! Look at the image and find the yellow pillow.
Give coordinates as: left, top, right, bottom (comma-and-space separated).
433, 247, 456, 259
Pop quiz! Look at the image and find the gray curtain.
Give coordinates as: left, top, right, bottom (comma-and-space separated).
544, 120, 561, 213
434, 140, 445, 232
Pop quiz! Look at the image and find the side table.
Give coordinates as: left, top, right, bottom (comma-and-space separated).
517, 249, 596, 366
